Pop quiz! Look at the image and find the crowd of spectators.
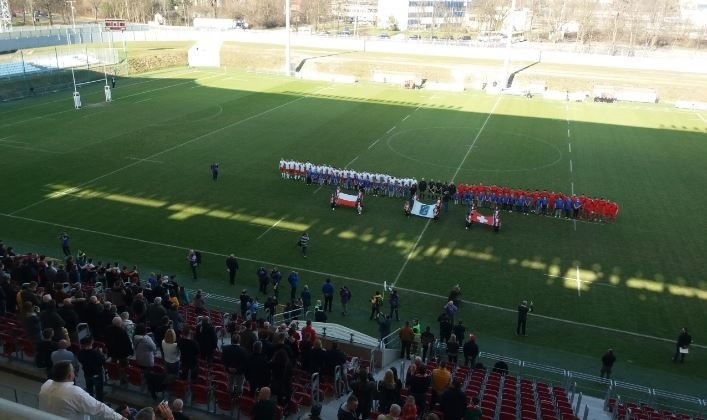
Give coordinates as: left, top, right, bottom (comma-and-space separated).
1, 238, 493, 420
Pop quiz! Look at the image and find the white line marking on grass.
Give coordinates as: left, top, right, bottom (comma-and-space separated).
392, 219, 431, 288
368, 138, 381, 149
545, 273, 617, 288
257, 217, 284, 239
576, 265, 581, 297
571, 182, 574, 195
451, 95, 502, 182
573, 219, 577, 231
696, 113, 707, 123
135, 98, 152, 104
569, 160, 573, 173
386, 126, 396, 134
0, 211, 700, 348
567, 129, 570, 138
402, 114, 410, 122
312, 185, 324, 194
415, 106, 420, 111
126, 156, 163, 164
345, 156, 359, 167
0, 137, 27, 145
0, 143, 63, 154
10, 85, 330, 216
568, 143, 571, 153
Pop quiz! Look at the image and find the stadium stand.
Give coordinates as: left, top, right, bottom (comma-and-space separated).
0, 241, 704, 419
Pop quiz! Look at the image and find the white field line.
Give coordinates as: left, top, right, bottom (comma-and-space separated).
386, 126, 396, 134
368, 138, 381, 149
402, 114, 410, 122
126, 157, 163, 164
450, 95, 502, 183
544, 273, 617, 288
0, 211, 700, 349
257, 217, 284, 240
395, 96, 501, 287
0, 143, 63, 154
135, 98, 153, 104
391, 219, 431, 288
345, 156, 359, 167
570, 160, 573, 173
568, 143, 571, 153
576, 265, 581, 297
695, 113, 706, 123
10, 85, 331, 216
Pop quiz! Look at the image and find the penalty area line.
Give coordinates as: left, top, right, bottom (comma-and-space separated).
257, 217, 284, 240
0, 211, 702, 349
392, 219, 431, 288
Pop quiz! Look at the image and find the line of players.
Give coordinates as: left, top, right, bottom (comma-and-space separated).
279, 159, 417, 198
456, 184, 619, 222
279, 159, 619, 222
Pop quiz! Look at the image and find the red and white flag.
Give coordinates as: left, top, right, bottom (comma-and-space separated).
470, 211, 500, 227
335, 192, 359, 208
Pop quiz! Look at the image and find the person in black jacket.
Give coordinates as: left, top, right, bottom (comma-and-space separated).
221, 334, 248, 395
463, 334, 479, 367
245, 341, 270, 397
196, 316, 218, 364
600, 348, 616, 378
36, 328, 58, 378
440, 378, 467, 420
177, 326, 200, 382
226, 254, 239, 286
77, 336, 106, 401
673, 328, 692, 363
516, 300, 533, 336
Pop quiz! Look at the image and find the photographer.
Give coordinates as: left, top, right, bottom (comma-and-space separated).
516, 300, 534, 336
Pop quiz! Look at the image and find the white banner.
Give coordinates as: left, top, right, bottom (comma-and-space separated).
411, 199, 436, 219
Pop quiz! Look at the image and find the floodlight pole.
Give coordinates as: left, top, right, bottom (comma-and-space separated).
66, 0, 76, 29
285, 0, 291, 76
502, 0, 516, 88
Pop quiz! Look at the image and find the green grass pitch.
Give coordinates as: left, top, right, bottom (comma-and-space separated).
1, 66, 706, 391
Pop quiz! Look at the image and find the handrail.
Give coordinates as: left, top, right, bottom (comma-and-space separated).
380, 327, 401, 349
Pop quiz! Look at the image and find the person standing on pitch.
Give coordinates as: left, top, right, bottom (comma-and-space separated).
210, 162, 219, 181
516, 300, 533, 336
673, 327, 692, 363
187, 250, 198, 280
226, 254, 239, 286
111, 76, 116, 89
600, 348, 616, 378
298, 232, 310, 257
60, 232, 71, 256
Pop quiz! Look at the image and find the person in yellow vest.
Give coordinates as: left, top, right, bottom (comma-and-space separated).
431, 364, 451, 409
369, 291, 383, 320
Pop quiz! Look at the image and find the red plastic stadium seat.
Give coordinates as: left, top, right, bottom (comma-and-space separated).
104, 361, 122, 383
190, 383, 211, 409
237, 395, 255, 419
170, 379, 189, 400
214, 390, 235, 415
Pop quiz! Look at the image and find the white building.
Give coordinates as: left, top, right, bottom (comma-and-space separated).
377, 0, 468, 31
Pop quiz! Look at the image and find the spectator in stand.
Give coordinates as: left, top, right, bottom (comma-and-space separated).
195, 316, 218, 363
339, 285, 351, 316
105, 316, 133, 376
132, 324, 157, 370
115, 403, 138, 420
162, 328, 180, 376
440, 378, 467, 420
41, 300, 66, 342
314, 300, 327, 322
270, 344, 294, 407
77, 336, 106, 402
239, 289, 252, 319
177, 325, 200, 382
444, 333, 459, 364
377, 369, 400, 414
39, 361, 122, 420
239, 321, 258, 355
322, 278, 334, 313
153, 316, 171, 352
399, 321, 415, 360
309, 338, 327, 374
338, 394, 359, 420
252, 387, 277, 420
193, 289, 206, 315
377, 313, 391, 342
350, 368, 375, 419
21, 301, 42, 343
36, 328, 58, 378
327, 341, 347, 377
146, 297, 166, 331
52, 339, 79, 375
430, 363, 451, 408
172, 398, 189, 420
302, 320, 317, 342
59, 298, 80, 343
166, 302, 183, 334
600, 348, 616, 379
465, 396, 483, 420
463, 334, 479, 367
421, 326, 435, 362
131, 293, 147, 324
402, 395, 418, 418
221, 333, 247, 396
245, 341, 270, 397
308, 404, 323, 420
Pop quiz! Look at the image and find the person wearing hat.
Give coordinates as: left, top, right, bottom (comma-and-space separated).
463, 334, 479, 367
